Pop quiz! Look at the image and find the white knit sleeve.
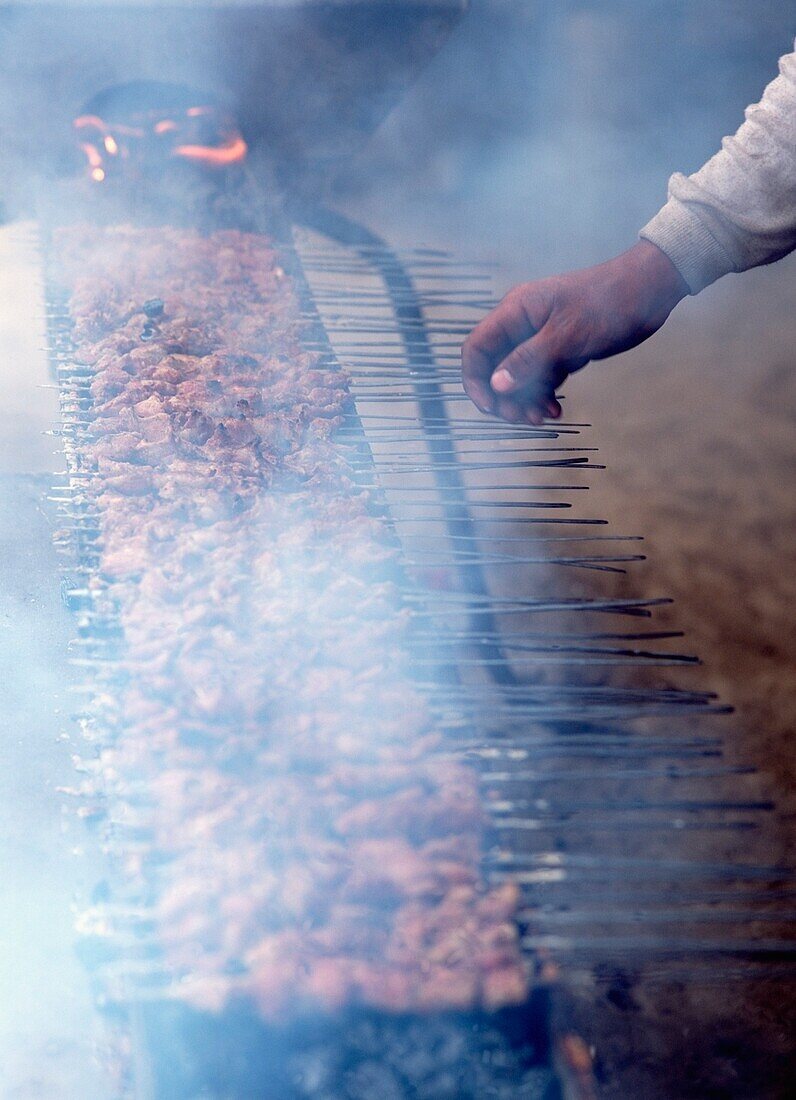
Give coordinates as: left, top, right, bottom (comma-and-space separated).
640, 43, 796, 294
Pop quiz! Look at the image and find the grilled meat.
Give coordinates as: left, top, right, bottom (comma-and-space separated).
55, 225, 529, 1020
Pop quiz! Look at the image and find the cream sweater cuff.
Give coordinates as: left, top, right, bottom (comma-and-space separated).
639, 198, 737, 295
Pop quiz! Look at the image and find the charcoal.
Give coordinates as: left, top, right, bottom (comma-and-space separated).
281, 1015, 554, 1100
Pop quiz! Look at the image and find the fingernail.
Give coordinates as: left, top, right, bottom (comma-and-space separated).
491, 368, 514, 393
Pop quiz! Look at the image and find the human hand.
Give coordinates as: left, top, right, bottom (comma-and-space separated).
461, 240, 688, 424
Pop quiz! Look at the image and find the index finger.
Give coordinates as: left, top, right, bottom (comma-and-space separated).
461, 293, 537, 413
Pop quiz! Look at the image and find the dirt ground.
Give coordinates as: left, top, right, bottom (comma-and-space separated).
567, 252, 796, 1099
575, 253, 796, 820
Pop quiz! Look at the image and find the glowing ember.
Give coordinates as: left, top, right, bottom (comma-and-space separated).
73, 81, 247, 183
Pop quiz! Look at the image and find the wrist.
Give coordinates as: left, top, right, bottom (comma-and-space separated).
623, 239, 689, 321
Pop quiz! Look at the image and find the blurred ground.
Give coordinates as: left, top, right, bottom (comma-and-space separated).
542, 257, 796, 1098
335, 2, 795, 1094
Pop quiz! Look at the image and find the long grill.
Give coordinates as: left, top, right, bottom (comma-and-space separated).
39, 191, 795, 1095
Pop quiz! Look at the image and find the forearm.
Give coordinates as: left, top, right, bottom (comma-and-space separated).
640, 43, 796, 294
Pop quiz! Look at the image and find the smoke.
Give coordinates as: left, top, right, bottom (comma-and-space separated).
0, 0, 466, 218
2, 3, 794, 1095
335, 0, 795, 279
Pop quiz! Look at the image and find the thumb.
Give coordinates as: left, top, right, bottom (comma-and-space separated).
490, 323, 588, 397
